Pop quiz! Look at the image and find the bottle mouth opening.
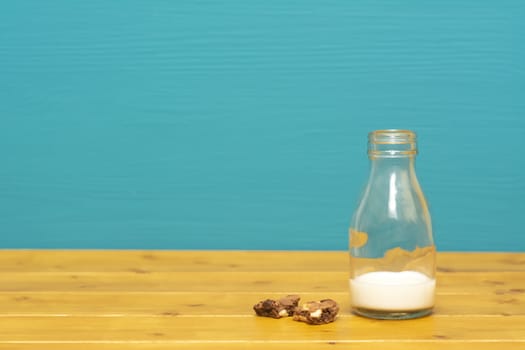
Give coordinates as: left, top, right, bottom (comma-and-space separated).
368, 129, 417, 158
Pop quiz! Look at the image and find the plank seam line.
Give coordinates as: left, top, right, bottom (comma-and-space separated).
1, 340, 524, 344
0, 314, 514, 318
0, 291, 482, 295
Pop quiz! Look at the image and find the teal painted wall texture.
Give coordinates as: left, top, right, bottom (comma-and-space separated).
1, 1, 524, 250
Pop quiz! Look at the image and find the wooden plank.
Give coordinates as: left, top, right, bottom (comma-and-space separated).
0, 271, 523, 294
1, 343, 524, 350
0, 250, 350, 272
438, 252, 525, 272
0, 251, 523, 272
0, 316, 523, 341
0, 292, 523, 316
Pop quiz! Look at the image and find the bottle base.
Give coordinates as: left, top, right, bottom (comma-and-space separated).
352, 306, 433, 320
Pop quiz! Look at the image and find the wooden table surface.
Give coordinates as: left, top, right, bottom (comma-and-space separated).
0, 250, 524, 349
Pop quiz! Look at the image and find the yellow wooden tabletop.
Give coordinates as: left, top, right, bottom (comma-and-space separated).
0, 250, 524, 349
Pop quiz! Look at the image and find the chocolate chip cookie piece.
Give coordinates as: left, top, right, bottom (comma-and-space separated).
253, 295, 300, 318
278, 294, 300, 316
293, 299, 339, 325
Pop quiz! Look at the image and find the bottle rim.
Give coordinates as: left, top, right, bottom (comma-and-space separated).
368, 129, 417, 158
368, 129, 416, 145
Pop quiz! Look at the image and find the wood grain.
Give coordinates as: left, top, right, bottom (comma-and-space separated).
0, 316, 524, 341
0, 250, 523, 348
0, 250, 523, 272
0, 271, 523, 293
1, 344, 524, 350
0, 292, 523, 316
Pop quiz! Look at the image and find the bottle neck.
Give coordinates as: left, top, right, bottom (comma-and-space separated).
371, 155, 415, 168
366, 129, 420, 188
369, 156, 416, 180
365, 155, 424, 224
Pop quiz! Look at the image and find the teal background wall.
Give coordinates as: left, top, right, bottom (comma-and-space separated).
1, 1, 524, 251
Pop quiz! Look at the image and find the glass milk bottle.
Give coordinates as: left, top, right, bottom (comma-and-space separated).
349, 129, 436, 319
